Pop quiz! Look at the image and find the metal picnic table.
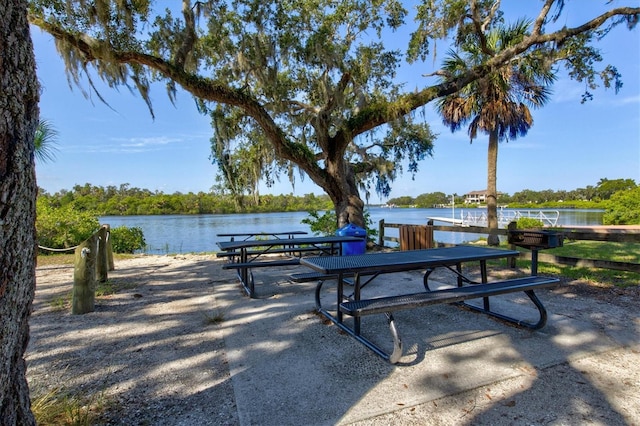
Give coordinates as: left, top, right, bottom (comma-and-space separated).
217, 235, 366, 297
300, 246, 559, 363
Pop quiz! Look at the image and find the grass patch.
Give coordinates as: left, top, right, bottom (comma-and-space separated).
536, 263, 639, 288
49, 295, 71, 311
94, 279, 139, 297
31, 386, 109, 426
535, 240, 640, 287
478, 240, 640, 288
203, 308, 226, 324
546, 240, 640, 264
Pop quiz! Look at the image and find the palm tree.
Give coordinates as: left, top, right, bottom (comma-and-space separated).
34, 119, 59, 163
436, 20, 555, 245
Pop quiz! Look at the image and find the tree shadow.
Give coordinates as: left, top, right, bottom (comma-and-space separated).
27, 256, 639, 425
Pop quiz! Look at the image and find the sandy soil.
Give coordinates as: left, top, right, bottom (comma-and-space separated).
26, 254, 639, 425
28, 255, 238, 425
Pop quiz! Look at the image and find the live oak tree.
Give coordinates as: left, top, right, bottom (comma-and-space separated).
0, 0, 39, 424
2, 1, 639, 423
28, 1, 639, 228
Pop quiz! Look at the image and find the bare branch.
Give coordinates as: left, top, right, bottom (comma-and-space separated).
533, 0, 555, 35
174, 0, 197, 69
470, 0, 492, 55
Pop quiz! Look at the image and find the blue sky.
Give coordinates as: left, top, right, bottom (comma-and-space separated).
33, 1, 639, 204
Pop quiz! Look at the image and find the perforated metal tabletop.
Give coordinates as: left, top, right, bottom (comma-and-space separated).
300, 246, 519, 274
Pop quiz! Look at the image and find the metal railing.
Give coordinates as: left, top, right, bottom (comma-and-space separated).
459, 209, 560, 227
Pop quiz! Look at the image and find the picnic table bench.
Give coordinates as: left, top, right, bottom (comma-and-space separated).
217, 235, 365, 298
300, 246, 560, 363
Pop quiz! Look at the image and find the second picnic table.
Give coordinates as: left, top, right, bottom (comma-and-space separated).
216, 231, 308, 241
217, 235, 366, 297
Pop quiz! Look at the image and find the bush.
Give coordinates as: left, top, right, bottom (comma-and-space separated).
516, 217, 544, 229
302, 210, 378, 241
109, 226, 146, 253
603, 187, 640, 225
36, 199, 100, 250
302, 210, 338, 236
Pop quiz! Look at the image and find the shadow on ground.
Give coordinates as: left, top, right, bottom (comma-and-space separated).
28, 254, 639, 425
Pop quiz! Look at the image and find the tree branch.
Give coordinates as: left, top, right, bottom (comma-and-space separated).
173, 0, 197, 69
533, 0, 555, 35
344, 5, 640, 139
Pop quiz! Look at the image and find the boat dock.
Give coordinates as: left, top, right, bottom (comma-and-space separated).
429, 210, 560, 228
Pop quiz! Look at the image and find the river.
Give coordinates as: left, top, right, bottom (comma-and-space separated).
101, 207, 604, 254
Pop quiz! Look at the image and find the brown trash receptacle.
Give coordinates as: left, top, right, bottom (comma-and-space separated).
399, 225, 434, 250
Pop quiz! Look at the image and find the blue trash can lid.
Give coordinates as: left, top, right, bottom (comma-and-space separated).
336, 223, 367, 236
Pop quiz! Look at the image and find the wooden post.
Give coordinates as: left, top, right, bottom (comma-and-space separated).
96, 226, 109, 283
378, 219, 385, 246
104, 224, 115, 271
73, 233, 98, 314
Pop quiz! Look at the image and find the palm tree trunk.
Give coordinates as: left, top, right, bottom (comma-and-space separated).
486, 130, 500, 246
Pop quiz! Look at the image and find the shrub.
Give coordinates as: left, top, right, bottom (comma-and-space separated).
36, 198, 100, 250
603, 187, 640, 225
302, 210, 338, 236
109, 226, 146, 253
302, 210, 378, 241
516, 217, 545, 229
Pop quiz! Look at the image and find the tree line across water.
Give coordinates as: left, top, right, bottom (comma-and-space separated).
386, 178, 638, 210
36, 178, 639, 253
38, 177, 637, 217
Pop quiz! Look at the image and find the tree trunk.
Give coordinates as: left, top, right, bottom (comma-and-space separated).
486, 130, 500, 246
0, 1, 39, 424
323, 155, 365, 229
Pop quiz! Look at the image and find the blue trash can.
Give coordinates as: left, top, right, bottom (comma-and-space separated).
336, 223, 367, 255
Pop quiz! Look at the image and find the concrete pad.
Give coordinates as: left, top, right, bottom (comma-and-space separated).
214, 263, 639, 425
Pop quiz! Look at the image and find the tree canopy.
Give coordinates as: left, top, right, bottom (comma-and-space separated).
28, 0, 640, 227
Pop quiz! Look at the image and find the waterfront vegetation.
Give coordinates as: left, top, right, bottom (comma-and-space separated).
38, 178, 636, 217
38, 184, 334, 216
35, 179, 638, 254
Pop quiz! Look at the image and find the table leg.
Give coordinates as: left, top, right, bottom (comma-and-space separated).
241, 248, 249, 286
337, 272, 344, 323
480, 260, 490, 310
353, 273, 361, 336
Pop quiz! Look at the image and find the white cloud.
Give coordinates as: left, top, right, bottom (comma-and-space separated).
115, 136, 182, 147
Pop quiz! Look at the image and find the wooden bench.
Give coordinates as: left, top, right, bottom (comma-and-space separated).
338, 275, 560, 364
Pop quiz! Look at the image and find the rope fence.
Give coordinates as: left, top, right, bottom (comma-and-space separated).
38, 245, 80, 252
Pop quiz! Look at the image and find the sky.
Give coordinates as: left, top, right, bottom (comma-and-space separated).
32, 1, 640, 204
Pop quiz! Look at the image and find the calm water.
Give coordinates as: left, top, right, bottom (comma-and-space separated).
101, 207, 604, 254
